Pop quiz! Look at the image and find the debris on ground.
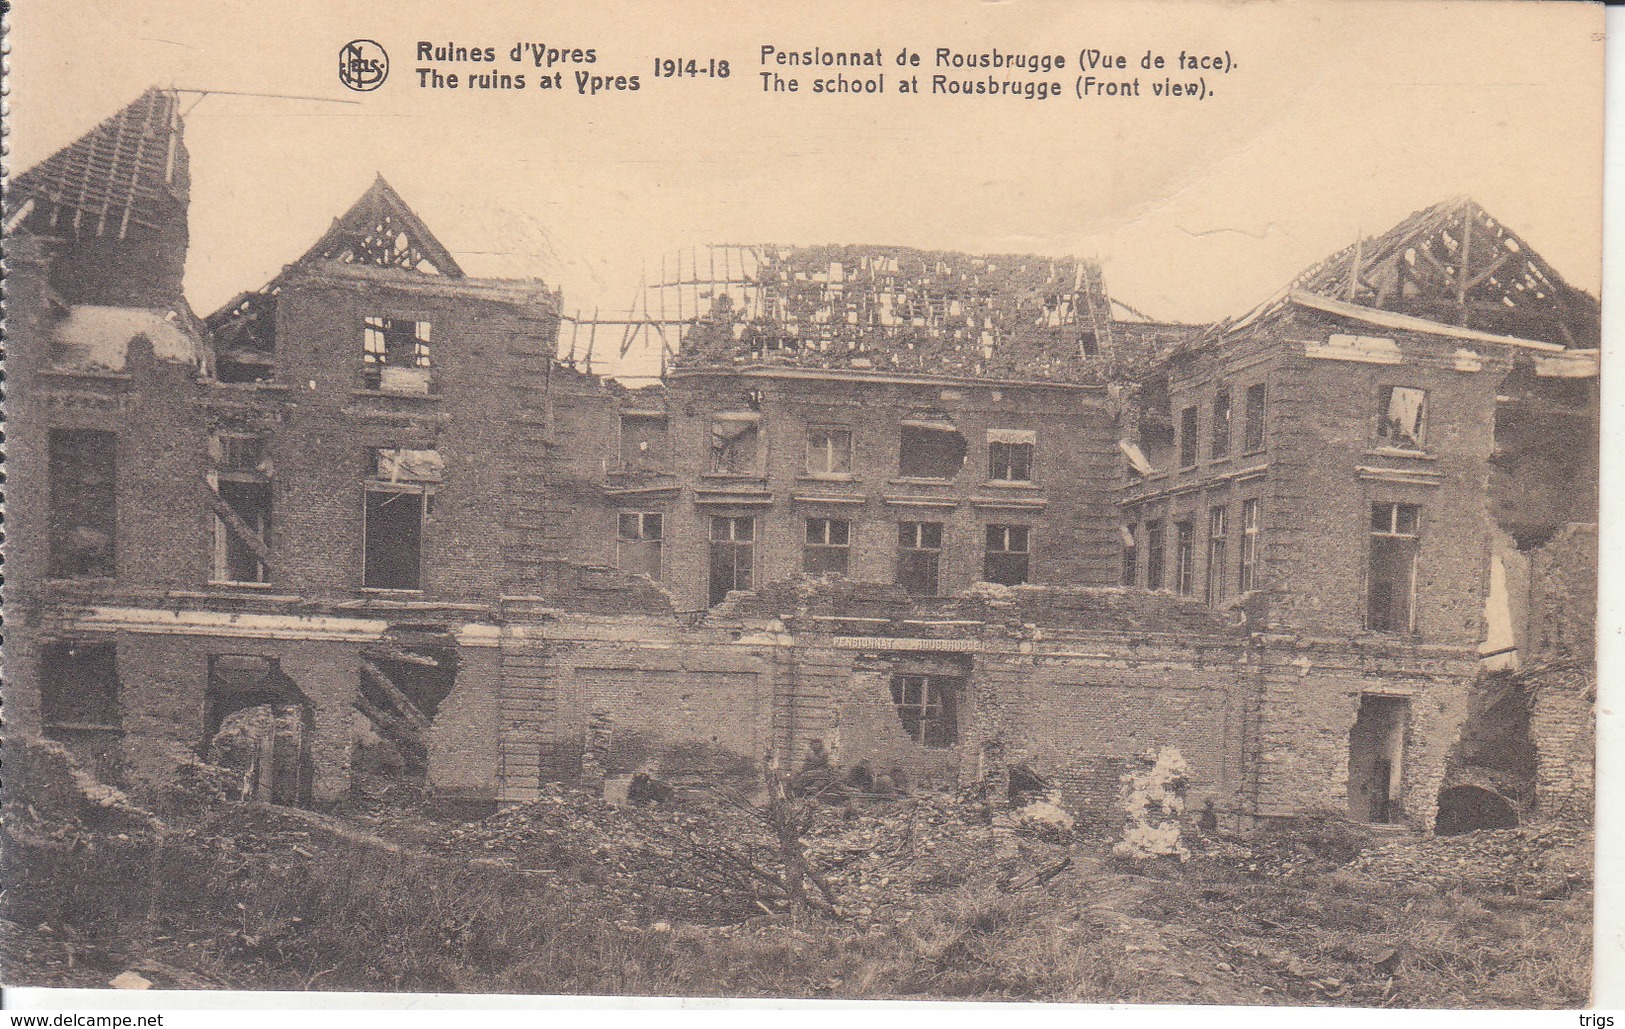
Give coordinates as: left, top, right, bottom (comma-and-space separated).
1349, 822, 1592, 897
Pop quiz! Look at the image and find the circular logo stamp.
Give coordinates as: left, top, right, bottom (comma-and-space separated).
340, 40, 389, 91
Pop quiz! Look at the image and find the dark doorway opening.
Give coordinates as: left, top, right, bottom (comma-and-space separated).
1349, 694, 1409, 824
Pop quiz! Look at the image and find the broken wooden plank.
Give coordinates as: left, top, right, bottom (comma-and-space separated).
203, 481, 276, 573
359, 659, 432, 731
352, 695, 427, 764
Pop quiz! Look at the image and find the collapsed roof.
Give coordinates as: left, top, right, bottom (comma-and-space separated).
665, 244, 1149, 383
206, 176, 513, 380
1238, 198, 1599, 350
11, 87, 187, 243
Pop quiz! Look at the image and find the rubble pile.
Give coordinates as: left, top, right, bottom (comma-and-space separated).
436, 783, 1071, 924
1349, 823, 1592, 897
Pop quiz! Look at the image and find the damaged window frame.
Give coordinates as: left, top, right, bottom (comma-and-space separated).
1174, 519, 1195, 596
897, 521, 944, 597
710, 411, 765, 477
708, 514, 755, 606
362, 447, 443, 593
890, 673, 961, 749
1367, 502, 1423, 635
1145, 519, 1167, 591
1238, 498, 1261, 593
1376, 385, 1429, 450
1205, 505, 1228, 604
1211, 387, 1232, 461
1178, 405, 1200, 468
48, 428, 119, 580
805, 425, 854, 478
804, 516, 852, 576
984, 523, 1031, 586
897, 416, 967, 481
362, 315, 433, 394
1243, 382, 1268, 454
987, 428, 1036, 484
210, 430, 273, 586
1122, 522, 1138, 587
619, 412, 671, 473
616, 510, 664, 579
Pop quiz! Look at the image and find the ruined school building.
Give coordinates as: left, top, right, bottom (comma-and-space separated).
5, 89, 1598, 830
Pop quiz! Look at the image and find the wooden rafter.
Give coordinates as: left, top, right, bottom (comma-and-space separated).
297, 175, 465, 277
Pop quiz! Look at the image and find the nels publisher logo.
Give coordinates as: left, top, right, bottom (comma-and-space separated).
340, 39, 388, 91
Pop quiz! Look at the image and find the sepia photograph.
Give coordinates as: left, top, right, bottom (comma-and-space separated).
1, 0, 1610, 1014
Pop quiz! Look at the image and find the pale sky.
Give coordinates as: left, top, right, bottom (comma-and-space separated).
9, 0, 1606, 374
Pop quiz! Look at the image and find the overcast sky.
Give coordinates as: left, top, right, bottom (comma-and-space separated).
10, 0, 1605, 374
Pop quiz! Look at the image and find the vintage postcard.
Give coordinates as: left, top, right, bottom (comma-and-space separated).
1, 0, 1609, 1015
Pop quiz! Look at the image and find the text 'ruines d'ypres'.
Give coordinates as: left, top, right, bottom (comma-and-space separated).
408, 41, 1237, 102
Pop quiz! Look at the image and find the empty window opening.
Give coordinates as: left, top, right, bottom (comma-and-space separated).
362, 316, 432, 393
1238, 498, 1261, 593
1243, 383, 1267, 452
42, 640, 122, 784
1348, 695, 1408, 824
204, 655, 314, 806
1078, 330, 1099, 358
1435, 785, 1519, 836
898, 418, 967, 479
49, 429, 118, 579
42, 641, 120, 730
1206, 506, 1228, 604
215, 481, 272, 584
984, 524, 1031, 585
1212, 388, 1232, 460
1174, 520, 1195, 596
211, 431, 273, 585
988, 429, 1036, 483
1121, 523, 1138, 587
1368, 502, 1421, 633
891, 674, 961, 748
897, 521, 944, 596
804, 517, 851, 576
617, 511, 664, 579
364, 488, 429, 590
1377, 386, 1428, 449
620, 413, 670, 472
806, 426, 853, 476
1145, 520, 1166, 590
709, 515, 755, 606
1178, 406, 1199, 467
711, 412, 763, 475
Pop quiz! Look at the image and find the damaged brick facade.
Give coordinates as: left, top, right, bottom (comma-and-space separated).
5, 93, 1599, 834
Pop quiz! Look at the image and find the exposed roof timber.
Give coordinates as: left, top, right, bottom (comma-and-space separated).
297, 175, 465, 277
12, 87, 186, 240
1286, 197, 1597, 346
1287, 291, 1564, 352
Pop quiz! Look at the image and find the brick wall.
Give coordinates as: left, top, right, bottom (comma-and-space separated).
1250, 634, 1480, 830
545, 369, 1122, 613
